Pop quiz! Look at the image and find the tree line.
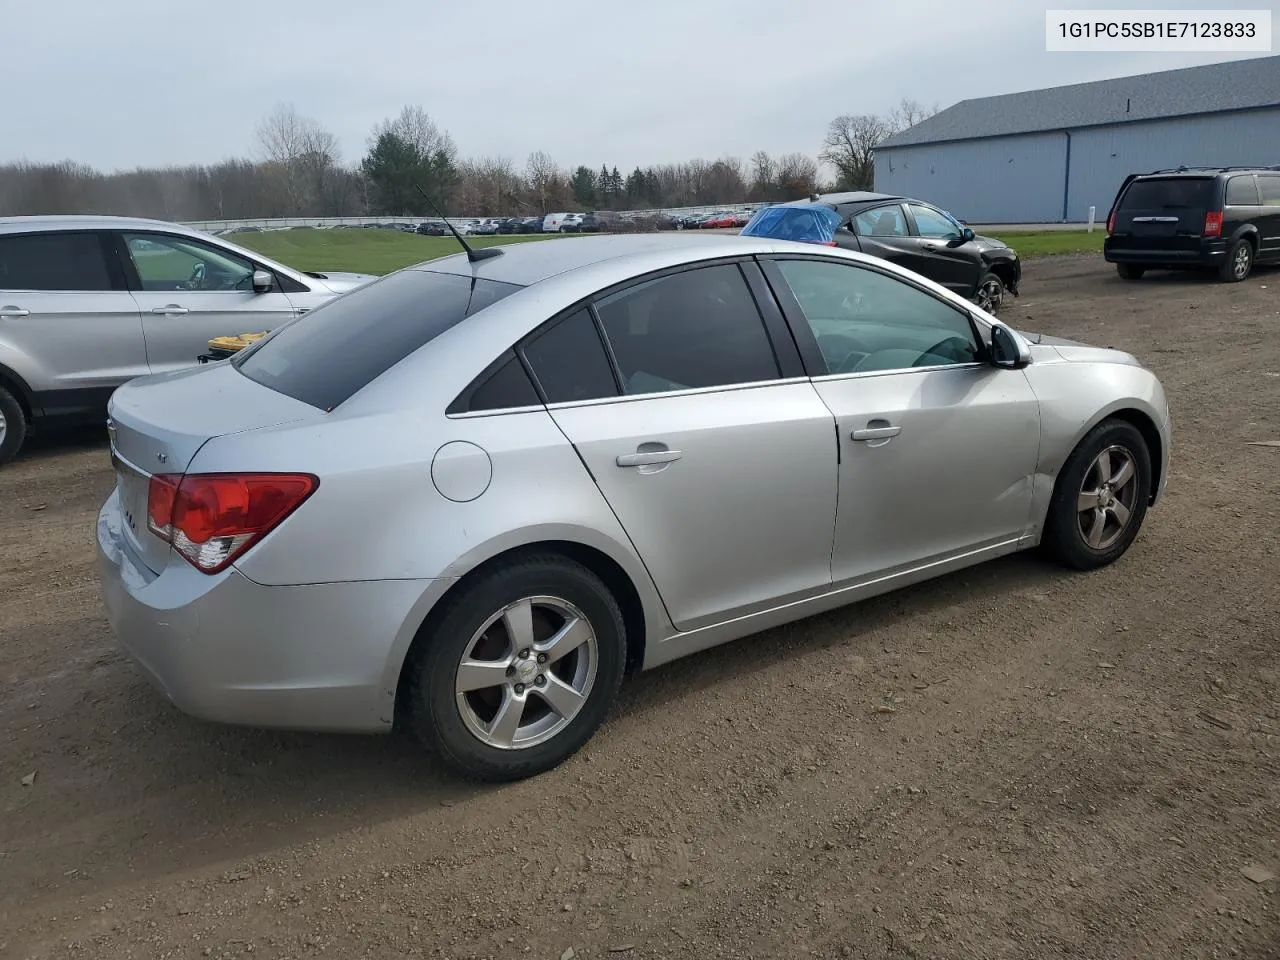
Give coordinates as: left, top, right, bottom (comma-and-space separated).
0, 99, 936, 221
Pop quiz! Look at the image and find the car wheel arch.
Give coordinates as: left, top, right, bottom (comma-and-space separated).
0, 363, 35, 423
389, 538, 656, 729
1052, 404, 1165, 509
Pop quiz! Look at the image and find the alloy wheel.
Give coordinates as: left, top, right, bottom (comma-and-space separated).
454, 596, 598, 750
976, 278, 1003, 313
0, 406, 6, 448
1233, 243, 1252, 280
1076, 445, 1139, 551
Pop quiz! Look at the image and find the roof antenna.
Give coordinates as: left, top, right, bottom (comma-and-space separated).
413, 182, 503, 264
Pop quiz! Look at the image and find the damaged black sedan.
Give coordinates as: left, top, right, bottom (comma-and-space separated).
741, 191, 1021, 314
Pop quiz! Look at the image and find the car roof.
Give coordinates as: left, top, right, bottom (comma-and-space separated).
413, 233, 775, 286
0, 214, 210, 236
1135, 166, 1280, 179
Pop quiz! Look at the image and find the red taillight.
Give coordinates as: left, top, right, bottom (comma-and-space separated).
1203, 211, 1223, 237
147, 472, 318, 574
1106, 211, 1116, 235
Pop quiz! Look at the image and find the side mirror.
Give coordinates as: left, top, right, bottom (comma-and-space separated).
947, 227, 976, 248
989, 323, 1031, 369
251, 269, 274, 294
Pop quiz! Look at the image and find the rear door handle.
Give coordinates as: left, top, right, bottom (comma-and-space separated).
151, 304, 189, 315
616, 449, 683, 467
0, 306, 30, 318
851, 425, 901, 441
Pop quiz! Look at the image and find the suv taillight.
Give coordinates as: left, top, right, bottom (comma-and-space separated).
1106, 210, 1116, 235
1203, 211, 1223, 237
147, 472, 318, 574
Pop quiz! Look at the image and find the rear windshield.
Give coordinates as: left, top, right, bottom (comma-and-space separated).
234, 269, 522, 410
1120, 177, 1216, 210
741, 205, 841, 244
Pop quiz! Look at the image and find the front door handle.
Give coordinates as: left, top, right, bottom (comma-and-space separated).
616, 449, 683, 467
0, 306, 30, 318
151, 304, 189, 316
919, 242, 939, 252
851, 425, 901, 441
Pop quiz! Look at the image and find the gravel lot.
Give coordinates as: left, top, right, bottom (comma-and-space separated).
1, 255, 1278, 960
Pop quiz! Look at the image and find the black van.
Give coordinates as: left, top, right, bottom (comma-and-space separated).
1103, 166, 1280, 283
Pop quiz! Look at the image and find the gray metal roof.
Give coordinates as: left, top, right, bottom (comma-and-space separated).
880, 54, 1280, 149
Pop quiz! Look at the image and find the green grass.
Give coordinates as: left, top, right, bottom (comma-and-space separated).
979, 230, 1105, 258
224, 224, 1105, 277
226, 227, 566, 276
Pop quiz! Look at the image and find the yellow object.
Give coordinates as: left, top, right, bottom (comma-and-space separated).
207, 331, 268, 354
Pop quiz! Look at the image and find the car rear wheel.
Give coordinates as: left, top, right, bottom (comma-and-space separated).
1116, 263, 1146, 280
1042, 419, 1152, 571
401, 554, 626, 782
973, 273, 1005, 314
0, 386, 27, 467
1219, 239, 1253, 283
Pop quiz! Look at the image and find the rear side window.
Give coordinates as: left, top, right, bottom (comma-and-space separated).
741, 206, 840, 245
1120, 178, 1214, 210
523, 308, 619, 403
235, 269, 522, 411
1260, 176, 1280, 207
594, 263, 780, 396
450, 353, 541, 414
0, 232, 115, 291
1225, 176, 1260, 206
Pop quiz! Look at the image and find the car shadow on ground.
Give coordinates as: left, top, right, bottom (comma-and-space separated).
10, 550, 1073, 896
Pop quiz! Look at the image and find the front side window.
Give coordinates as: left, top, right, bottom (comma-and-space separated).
741, 205, 840, 245
236, 269, 522, 410
593, 263, 780, 396
124, 233, 256, 292
853, 205, 909, 237
773, 258, 980, 375
0, 232, 114, 291
1259, 175, 1280, 207
908, 204, 963, 240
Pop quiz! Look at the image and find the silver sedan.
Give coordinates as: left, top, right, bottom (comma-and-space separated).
96, 233, 1171, 781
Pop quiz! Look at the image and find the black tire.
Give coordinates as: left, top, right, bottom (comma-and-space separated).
401, 554, 626, 782
1042, 418, 1152, 571
1116, 263, 1145, 280
1218, 238, 1253, 283
0, 386, 28, 467
973, 272, 1005, 314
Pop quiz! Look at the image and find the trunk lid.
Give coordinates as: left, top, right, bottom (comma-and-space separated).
1110, 176, 1217, 253
107, 363, 321, 574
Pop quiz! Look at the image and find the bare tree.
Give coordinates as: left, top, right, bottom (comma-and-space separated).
254, 103, 342, 215
888, 97, 940, 134
819, 114, 894, 191
774, 153, 819, 199
525, 150, 559, 213
370, 105, 457, 163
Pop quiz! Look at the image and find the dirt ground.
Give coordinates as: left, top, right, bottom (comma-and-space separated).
1, 255, 1278, 960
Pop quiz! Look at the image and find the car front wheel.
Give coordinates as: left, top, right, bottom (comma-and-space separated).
1042, 418, 1152, 571
973, 272, 1005, 314
0, 386, 27, 467
401, 554, 626, 782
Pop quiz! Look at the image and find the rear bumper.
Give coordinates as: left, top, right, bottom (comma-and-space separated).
96, 490, 434, 733
1104, 238, 1227, 266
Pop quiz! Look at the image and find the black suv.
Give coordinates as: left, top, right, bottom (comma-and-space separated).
740, 191, 1021, 313
1103, 166, 1280, 282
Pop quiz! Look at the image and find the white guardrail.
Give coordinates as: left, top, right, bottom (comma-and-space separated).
182, 203, 774, 234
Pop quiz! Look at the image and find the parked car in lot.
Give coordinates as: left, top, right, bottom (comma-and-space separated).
1103, 165, 1280, 282
0, 216, 375, 466
97, 232, 1170, 782
742, 192, 1021, 314
472, 219, 503, 236
559, 214, 585, 233
578, 213, 608, 233
416, 221, 449, 236
701, 212, 740, 229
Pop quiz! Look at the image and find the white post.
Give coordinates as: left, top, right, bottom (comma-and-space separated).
1088, 205, 1096, 232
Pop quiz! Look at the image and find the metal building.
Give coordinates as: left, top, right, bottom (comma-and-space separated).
874, 55, 1280, 224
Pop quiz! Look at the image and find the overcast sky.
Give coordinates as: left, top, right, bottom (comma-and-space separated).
5, 0, 1276, 173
